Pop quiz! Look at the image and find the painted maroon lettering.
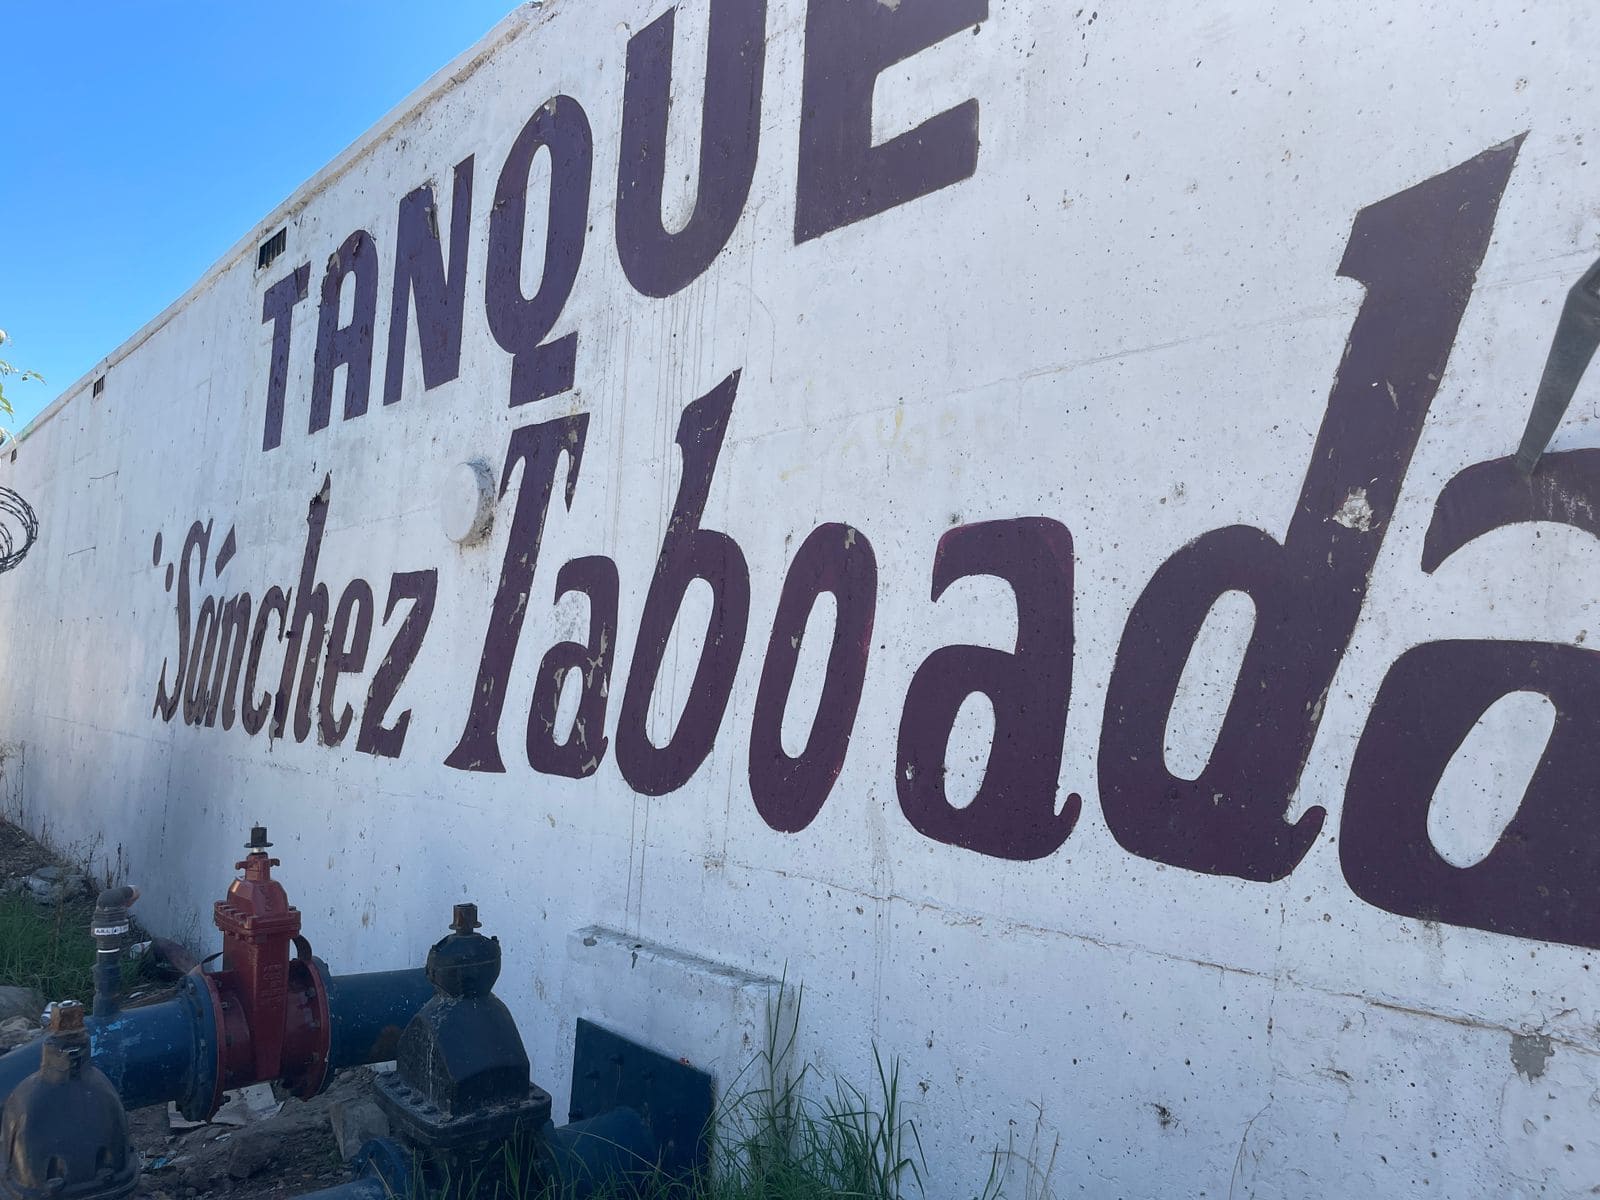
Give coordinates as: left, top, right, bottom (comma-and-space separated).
204, 595, 252, 730
289, 584, 331, 743
1342, 442, 1600, 950
154, 520, 210, 723
527, 556, 619, 779
356, 570, 438, 760
617, 0, 766, 297
383, 157, 475, 408
320, 579, 375, 747
446, 414, 592, 773
310, 231, 379, 431
750, 523, 877, 833
150, 486, 436, 757
241, 586, 288, 737
1098, 137, 1523, 883
896, 518, 1078, 860
616, 373, 750, 796
485, 96, 592, 408
183, 595, 220, 727
1422, 450, 1600, 572
272, 476, 332, 740
1343, 640, 1600, 951
795, 0, 986, 243
260, 264, 310, 452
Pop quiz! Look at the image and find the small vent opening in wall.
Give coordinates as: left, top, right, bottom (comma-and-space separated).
257, 228, 287, 271
92, 376, 105, 398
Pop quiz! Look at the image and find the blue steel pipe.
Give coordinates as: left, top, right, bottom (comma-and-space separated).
95, 982, 215, 1111
0, 991, 206, 1114
544, 1107, 659, 1194
325, 968, 437, 1071
297, 1110, 660, 1200
0, 968, 431, 1114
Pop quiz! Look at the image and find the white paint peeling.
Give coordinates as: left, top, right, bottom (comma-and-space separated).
1332, 486, 1374, 532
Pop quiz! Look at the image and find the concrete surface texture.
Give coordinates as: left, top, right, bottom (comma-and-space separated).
1, 2, 1598, 1196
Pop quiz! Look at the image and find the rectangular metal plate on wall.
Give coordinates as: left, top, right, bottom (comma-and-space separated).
569, 1017, 716, 1180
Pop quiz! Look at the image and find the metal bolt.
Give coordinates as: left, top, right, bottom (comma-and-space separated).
49, 1000, 85, 1033
451, 903, 481, 933
247, 825, 272, 852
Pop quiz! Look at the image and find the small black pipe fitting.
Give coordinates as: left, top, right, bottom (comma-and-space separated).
90, 886, 138, 1023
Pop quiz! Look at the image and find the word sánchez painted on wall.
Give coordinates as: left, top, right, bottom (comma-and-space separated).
150, 1, 1600, 955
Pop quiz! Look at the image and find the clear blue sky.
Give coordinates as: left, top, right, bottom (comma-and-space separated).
1, 1, 521, 431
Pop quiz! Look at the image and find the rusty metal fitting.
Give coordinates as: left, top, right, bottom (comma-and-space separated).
450, 903, 481, 933
48, 1001, 85, 1035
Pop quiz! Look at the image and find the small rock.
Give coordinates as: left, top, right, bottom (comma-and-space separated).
22, 880, 55, 904
176, 1159, 220, 1193
0, 986, 43, 1025
226, 1130, 277, 1180
0, 1015, 38, 1052
27, 868, 89, 905
328, 1098, 389, 1161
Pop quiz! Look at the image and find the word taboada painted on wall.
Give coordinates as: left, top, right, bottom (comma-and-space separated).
146, 0, 1600, 956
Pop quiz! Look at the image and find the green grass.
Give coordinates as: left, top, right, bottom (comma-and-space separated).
388, 979, 1029, 1200
703, 981, 927, 1200
0, 887, 146, 1007
0, 891, 100, 1003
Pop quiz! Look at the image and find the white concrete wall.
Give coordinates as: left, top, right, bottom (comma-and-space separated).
3, 2, 1599, 1195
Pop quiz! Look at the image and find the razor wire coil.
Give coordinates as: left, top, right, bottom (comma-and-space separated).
0, 486, 38, 573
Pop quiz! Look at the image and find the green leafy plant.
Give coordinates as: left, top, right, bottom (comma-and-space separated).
0, 329, 44, 446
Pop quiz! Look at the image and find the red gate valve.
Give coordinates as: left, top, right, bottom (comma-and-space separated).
195, 826, 331, 1117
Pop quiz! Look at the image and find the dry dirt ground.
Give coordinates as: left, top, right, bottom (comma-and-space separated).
0, 817, 53, 880
0, 817, 382, 1199
127, 1071, 378, 1199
